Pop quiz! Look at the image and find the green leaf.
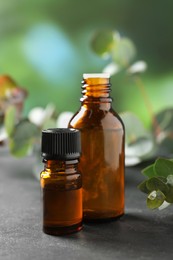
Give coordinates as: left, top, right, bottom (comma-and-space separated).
155, 108, 173, 132
127, 61, 147, 75
154, 158, 173, 178
142, 164, 156, 178
137, 180, 150, 194
157, 133, 173, 154
167, 175, 173, 186
157, 176, 167, 183
120, 112, 155, 160
9, 119, 40, 157
121, 112, 151, 144
146, 177, 169, 195
154, 108, 173, 154
112, 37, 136, 67
4, 105, 16, 137
158, 201, 170, 210
147, 190, 165, 209
42, 118, 56, 129
91, 30, 116, 57
9, 139, 32, 157
165, 185, 173, 203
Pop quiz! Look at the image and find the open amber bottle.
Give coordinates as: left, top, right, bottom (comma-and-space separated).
68, 74, 125, 222
40, 128, 82, 235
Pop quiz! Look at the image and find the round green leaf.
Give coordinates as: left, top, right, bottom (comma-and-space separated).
146, 177, 169, 195
91, 30, 116, 57
121, 112, 155, 160
147, 190, 165, 209
167, 175, 173, 186
112, 37, 136, 67
9, 119, 40, 157
121, 112, 151, 143
137, 180, 150, 194
9, 139, 32, 157
154, 158, 173, 178
157, 176, 167, 183
165, 184, 173, 203
154, 108, 173, 153
142, 164, 156, 178
127, 61, 147, 75
4, 105, 16, 137
155, 108, 173, 132
42, 118, 56, 129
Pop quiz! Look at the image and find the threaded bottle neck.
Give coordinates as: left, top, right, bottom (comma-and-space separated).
43, 159, 79, 174
80, 73, 112, 103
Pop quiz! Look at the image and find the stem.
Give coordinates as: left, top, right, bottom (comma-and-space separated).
133, 76, 161, 137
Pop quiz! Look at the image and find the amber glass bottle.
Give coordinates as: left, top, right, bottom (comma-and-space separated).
40, 128, 82, 235
68, 73, 125, 222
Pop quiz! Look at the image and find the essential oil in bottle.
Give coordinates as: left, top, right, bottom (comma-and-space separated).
40, 128, 83, 235
68, 73, 125, 222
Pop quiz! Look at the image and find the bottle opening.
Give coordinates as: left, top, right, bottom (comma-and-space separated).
83, 73, 110, 79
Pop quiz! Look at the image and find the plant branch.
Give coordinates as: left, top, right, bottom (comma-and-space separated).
133, 75, 161, 137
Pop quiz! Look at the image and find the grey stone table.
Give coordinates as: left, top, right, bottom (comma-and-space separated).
0, 147, 173, 260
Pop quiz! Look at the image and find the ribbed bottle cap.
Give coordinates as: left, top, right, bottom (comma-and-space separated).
41, 128, 81, 160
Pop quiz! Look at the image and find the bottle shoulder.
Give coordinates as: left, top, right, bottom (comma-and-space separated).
69, 107, 124, 130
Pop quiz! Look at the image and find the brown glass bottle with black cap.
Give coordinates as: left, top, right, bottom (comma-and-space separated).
40, 128, 82, 235
68, 73, 125, 222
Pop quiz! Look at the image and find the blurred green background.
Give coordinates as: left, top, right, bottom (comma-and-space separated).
0, 0, 173, 126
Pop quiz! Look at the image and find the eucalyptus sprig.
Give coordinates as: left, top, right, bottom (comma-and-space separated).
90, 29, 173, 165
5, 105, 41, 157
138, 158, 173, 209
4, 104, 74, 157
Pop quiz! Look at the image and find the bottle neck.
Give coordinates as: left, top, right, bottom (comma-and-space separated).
43, 159, 79, 174
80, 76, 112, 107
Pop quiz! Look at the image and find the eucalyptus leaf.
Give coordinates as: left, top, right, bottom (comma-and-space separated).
121, 112, 154, 160
165, 185, 173, 203
147, 190, 165, 209
0, 126, 7, 142
4, 105, 16, 137
157, 176, 167, 183
158, 201, 170, 210
146, 177, 169, 195
156, 132, 173, 154
28, 103, 55, 127
167, 175, 173, 186
112, 37, 136, 67
42, 118, 56, 129
103, 62, 120, 76
155, 108, 173, 132
9, 139, 32, 157
139, 157, 173, 210
125, 137, 154, 158
137, 180, 150, 194
120, 112, 151, 144
91, 30, 117, 57
125, 156, 141, 166
9, 119, 40, 157
142, 164, 156, 178
127, 61, 147, 75
154, 108, 173, 153
154, 158, 173, 178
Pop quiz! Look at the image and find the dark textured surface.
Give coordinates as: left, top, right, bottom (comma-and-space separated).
0, 147, 173, 260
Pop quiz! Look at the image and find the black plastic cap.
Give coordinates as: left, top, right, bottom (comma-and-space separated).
41, 128, 81, 160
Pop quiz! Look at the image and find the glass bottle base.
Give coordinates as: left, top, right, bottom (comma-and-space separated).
83, 209, 124, 223
43, 222, 83, 236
